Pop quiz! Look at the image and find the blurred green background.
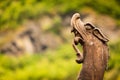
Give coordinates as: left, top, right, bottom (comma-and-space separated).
0, 0, 120, 80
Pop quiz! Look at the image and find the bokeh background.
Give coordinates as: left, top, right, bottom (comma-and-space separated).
0, 0, 120, 80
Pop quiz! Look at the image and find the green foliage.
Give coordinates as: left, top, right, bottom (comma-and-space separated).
104, 41, 120, 80
0, 41, 120, 80
0, 0, 120, 31
0, 0, 120, 79
0, 44, 81, 80
110, 41, 120, 54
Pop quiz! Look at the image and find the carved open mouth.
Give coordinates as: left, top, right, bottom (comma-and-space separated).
71, 15, 87, 46
71, 28, 84, 46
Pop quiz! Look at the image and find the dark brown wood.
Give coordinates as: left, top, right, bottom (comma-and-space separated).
71, 13, 109, 80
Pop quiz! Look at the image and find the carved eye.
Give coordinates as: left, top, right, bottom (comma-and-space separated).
84, 23, 95, 30
85, 25, 92, 30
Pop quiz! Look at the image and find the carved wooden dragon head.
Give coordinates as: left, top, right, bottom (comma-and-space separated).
71, 13, 110, 80
71, 13, 109, 46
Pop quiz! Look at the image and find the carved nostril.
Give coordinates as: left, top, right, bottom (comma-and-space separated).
74, 37, 80, 45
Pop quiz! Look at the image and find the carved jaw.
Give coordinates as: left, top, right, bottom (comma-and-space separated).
72, 43, 84, 64
71, 13, 86, 64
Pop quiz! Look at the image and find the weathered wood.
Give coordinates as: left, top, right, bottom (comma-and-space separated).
71, 13, 109, 80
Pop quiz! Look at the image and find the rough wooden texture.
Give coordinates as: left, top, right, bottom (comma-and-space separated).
71, 13, 109, 80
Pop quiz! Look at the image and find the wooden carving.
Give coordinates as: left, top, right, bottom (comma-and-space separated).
71, 13, 109, 80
